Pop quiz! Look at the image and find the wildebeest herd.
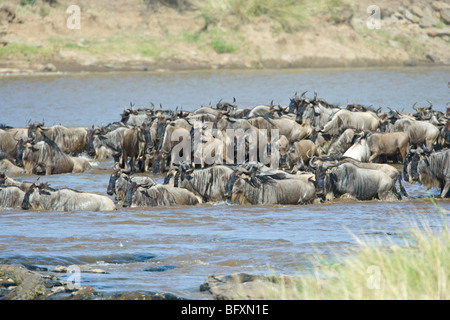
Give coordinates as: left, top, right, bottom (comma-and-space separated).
1, 92, 449, 211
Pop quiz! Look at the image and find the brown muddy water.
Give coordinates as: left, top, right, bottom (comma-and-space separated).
0, 67, 449, 299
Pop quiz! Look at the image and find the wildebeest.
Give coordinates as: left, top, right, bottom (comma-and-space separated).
28, 122, 88, 155
404, 148, 450, 198
0, 172, 33, 192
392, 117, 439, 149
21, 183, 116, 211
365, 131, 409, 163
321, 109, 380, 136
286, 139, 317, 170
120, 125, 151, 172
107, 169, 156, 202
0, 129, 19, 159
0, 150, 23, 174
120, 105, 155, 126
313, 162, 401, 201
173, 163, 234, 203
224, 168, 316, 205
21, 137, 91, 175
342, 133, 371, 162
417, 149, 450, 198
0, 185, 25, 209
85, 125, 129, 161
123, 182, 201, 207
326, 128, 356, 157
311, 156, 408, 199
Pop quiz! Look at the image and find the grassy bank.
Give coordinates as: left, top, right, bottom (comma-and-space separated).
265, 202, 449, 299
0, 0, 448, 72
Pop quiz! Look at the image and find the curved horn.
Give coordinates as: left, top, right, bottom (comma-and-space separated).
309, 155, 317, 168
412, 102, 418, 111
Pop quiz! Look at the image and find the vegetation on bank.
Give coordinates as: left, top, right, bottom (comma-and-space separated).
263, 202, 449, 300
1, 0, 448, 70
0, 0, 352, 62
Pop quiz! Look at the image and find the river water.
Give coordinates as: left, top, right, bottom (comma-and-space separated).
0, 67, 449, 299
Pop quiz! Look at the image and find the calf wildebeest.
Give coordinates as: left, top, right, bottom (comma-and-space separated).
365, 131, 409, 163
21, 183, 116, 211
313, 162, 401, 201
120, 125, 151, 172
224, 168, 316, 205
107, 169, 156, 202
123, 182, 201, 207
28, 122, 88, 155
285, 139, 317, 170
0, 185, 25, 209
274, 135, 290, 169
404, 148, 450, 198
21, 137, 91, 175
173, 163, 234, 203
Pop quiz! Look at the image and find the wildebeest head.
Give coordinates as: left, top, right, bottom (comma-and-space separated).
0, 172, 6, 185
223, 164, 263, 201
224, 171, 240, 200
173, 161, 194, 187
412, 101, 433, 121
216, 97, 237, 112
85, 126, 99, 157
289, 91, 309, 123
107, 169, 121, 196
21, 182, 52, 210
123, 181, 138, 208
310, 157, 339, 199
141, 124, 152, 152
403, 147, 432, 183
15, 138, 26, 168
155, 117, 168, 150
27, 121, 45, 141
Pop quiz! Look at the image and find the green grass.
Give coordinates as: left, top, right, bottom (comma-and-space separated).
210, 38, 236, 53
259, 205, 449, 300
0, 42, 53, 59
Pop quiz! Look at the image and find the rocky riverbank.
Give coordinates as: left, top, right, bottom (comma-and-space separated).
0, 0, 449, 74
0, 263, 287, 300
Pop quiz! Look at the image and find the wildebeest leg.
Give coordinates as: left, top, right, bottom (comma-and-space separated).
368, 152, 379, 163
398, 176, 408, 198
441, 180, 450, 198
121, 150, 128, 170
129, 157, 136, 173
391, 185, 402, 200
45, 166, 53, 176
